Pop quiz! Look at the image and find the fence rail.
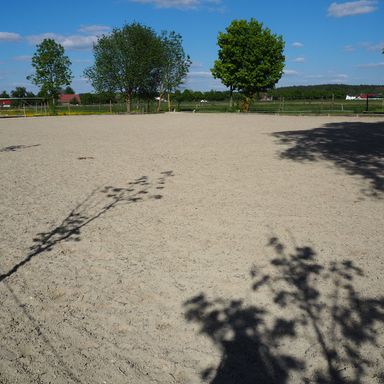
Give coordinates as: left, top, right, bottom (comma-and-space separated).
1, 99, 384, 117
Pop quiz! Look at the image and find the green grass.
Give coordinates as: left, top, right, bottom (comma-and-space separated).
1, 99, 383, 117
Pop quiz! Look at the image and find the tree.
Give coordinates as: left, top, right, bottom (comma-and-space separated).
1, 90, 10, 98
212, 19, 285, 112
11, 86, 28, 98
63, 86, 75, 94
10, 87, 35, 107
28, 39, 72, 110
85, 23, 164, 113
157, 31, 191, 112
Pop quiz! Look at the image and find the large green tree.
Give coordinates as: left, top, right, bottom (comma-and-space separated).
85, 23, 164, 113
212, 19, 285, 111
157, 31, 191, 112
27, 39, 72, 109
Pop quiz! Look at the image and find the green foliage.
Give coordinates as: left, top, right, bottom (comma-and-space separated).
212, 19, 285, 110
79, 92, 116, 105
0, 90, 9, 98
85, 23, 164, 112
270, 84, 384, 100
27, 39, 72, 109
158, 31, 191, 110
9, 87, 35, 106
11, 87, 28, 98
64, 86, 75, 94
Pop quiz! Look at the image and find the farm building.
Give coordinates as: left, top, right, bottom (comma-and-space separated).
59, 94, 81, 105
0, 99, 11, 108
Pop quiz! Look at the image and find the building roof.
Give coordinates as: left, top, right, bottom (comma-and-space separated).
59, 94, 80, 103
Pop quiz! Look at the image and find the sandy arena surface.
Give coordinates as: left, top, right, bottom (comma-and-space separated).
0, 113, 383, 384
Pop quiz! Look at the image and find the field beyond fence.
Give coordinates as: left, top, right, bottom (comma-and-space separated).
1, 98, 383, 117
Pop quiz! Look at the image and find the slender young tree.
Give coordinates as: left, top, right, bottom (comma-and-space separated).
85, 23, 164, 113
212, 19, 285, 112
28, 39, 72, 110
157, 31, 191, 112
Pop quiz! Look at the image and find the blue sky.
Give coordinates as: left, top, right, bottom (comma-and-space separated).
0, 0, 383, 93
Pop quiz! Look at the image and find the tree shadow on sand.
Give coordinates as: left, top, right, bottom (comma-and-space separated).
273, 121, 384, 198
184, 237, 384, 383
0, 171, 174, 282
0, 144, 41, 152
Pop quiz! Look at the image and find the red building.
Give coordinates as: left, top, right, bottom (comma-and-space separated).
59, 94, 81, 104
0, 99, 11, 107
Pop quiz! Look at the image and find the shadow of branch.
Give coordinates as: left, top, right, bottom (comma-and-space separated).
273, 121, 384, 198
0, 144, 41, 153
184, 237, 384, 383
0, 171, 174, 282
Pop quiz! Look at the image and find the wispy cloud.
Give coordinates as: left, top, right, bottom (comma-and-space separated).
343, 45, 356, 52
188, 71, 212, 77
327, 1, 378, 17
78, 25, 111, 34
284, 69, 299, 76
129, 0, 221, 9
361, 41, 384, 52
13, 55, 32, 62
305, 74, 325, 79
293, 57, 305, 63
183, 70, 225, 90
358, 62, 384, 68
343, 41, 384, 53
27, 33, 97, 50
292, 42, 304, 48
0, 32, 22, 42
190, 61, 203, 68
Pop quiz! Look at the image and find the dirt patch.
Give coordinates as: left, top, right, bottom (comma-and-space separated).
1, 114, 383, 383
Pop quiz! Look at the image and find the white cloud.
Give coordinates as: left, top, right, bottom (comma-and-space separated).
305, 74, 325, 79
27, 33, 97, 50
190, 61, 203, 68
293, 57, 305, 63
361, 41, 384, 52
13, 55, 32, 62
327, 1, 378, 17
344, 45, 356, 52
0, 32, 22, 42
78, 25, 111, 34
188, 71, 212, 77
292, 42, 304, 48
358, 62, 384, 68
130, 0, 221, 9
284, 69, 299, 76
183, 70, 225, 90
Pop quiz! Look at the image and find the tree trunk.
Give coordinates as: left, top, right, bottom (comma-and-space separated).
157, 93, 163, 113
241, 96, 250, 112
126, 92, 132, 113
167, 93, 172, 112
229, 86, 233, 109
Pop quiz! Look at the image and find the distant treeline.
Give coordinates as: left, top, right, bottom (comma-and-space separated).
3, 84, 384, 106
269, 84, 384, 100
78, 90, 241, 104
78, 85, 384, 104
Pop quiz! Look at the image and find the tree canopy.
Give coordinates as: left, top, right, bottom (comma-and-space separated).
27, 39, 72, 108
157, 31, 191, 111
85, 23, 190, 113
212, 19, 285, 111
85, 23, 164, 112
